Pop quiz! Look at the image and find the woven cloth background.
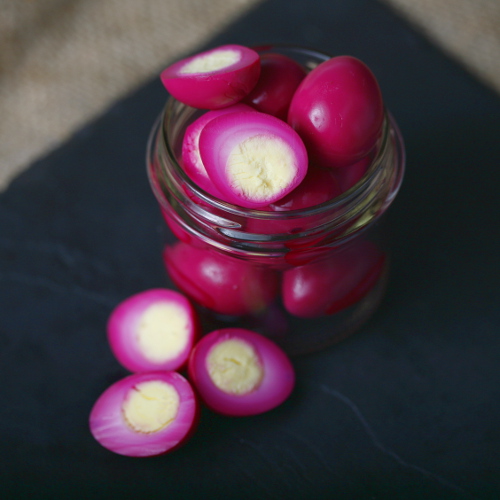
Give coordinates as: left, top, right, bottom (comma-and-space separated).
1, 0, 499, 190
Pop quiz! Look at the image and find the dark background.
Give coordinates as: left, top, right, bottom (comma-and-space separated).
1, 0, 499, 498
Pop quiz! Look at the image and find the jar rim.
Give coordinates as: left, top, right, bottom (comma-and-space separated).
158, 103, 400, 222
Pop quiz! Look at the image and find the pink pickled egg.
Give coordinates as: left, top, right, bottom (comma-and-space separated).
160, 44, 260, 109
282, 240, 386, 318
288, 55, 384, 168
89, 371, 198, 457
199, 110, 308, 208
188, 328, 295, 416
333, 154, 371, 194
107, 289, 199, 373
163, 242, 279, 316
242, 52, 306, 120
181, 104, 255, 197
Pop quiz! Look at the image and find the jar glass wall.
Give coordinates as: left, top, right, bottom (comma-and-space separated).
147, 46, 405, 355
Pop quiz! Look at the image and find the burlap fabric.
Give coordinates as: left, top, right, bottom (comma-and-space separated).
381, 0, 500, 95
1, 0, 499, 190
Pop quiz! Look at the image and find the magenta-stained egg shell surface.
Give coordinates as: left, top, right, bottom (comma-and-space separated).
282, 240, 386, 318
288, 55, 384, 168
163, 242, 279, 316
333, 154, 372, 194
270, 164, 342, 211
160, 44, 260, 109
243, 52, 306, 120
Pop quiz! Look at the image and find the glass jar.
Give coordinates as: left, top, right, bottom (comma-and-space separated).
146, 46, 405, 356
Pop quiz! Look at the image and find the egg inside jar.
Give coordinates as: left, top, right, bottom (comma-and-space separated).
147, 45, 405, 356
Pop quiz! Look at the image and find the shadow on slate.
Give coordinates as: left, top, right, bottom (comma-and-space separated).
1, 0, 499, 498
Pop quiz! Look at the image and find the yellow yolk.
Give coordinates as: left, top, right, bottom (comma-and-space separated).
122, 380, 180, 434
227, 135, 296, 201
207, 338, 264, 395
179, 50, 241, 74
136, 302, 189, 363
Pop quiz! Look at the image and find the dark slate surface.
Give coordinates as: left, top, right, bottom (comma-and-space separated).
1, 0, 499, 498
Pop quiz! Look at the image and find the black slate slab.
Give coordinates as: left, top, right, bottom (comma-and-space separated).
1, 0, 499, 498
